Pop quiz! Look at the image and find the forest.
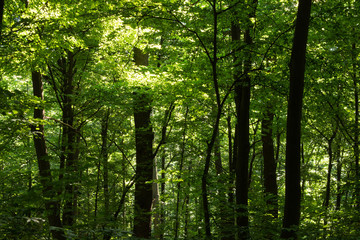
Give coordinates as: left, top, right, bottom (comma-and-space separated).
0, 0, 359, 239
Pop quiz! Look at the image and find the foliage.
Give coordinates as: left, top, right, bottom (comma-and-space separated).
0, 0, 359, 239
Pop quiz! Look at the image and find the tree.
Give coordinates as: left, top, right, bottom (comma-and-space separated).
0, 0, 4, 37
132, 47, 154, 239
31, 71, 66, 240
262, 104, 278, 220
3, 0, 360, 239
281, 0, 312, 238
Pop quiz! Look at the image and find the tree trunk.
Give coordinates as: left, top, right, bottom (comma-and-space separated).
235, 64, 250, 240
336, 144, 342, 211
262, 106, 278, 220
281, 0, 312, 238
351, 42, 360, 208
152, 159, 161, 237
101, 108, 111, 239
201, 1, 222, 238
133, 47, 154, 239
160, 152, 166, 240
234, 0, 258, 235
323, 129, 337, 226
101, 108, 110, 217
60, 51, 79, 227
219, 115, 235, 240
174, 107, 188, 240
0, 0, 4, 38
31, 71, 66, 240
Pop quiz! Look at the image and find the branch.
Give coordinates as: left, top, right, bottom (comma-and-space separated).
46, 63, 64, 111
113, 175, 135, 220
153, 102, 176, 158
111, 139, 136, 172
44, 116, 88, 146
166, 10, 213, 64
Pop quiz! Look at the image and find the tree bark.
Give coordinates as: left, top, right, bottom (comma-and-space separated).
201, 1, 222, 238
0, 0, 4, 38
101, 108, 111, 240
281, 0, 312, 239
174, 107, 188, 240
31, 71, 66, 240
335, 144, 342, 211
262, 106, 278, 220
59, 51, 79, 227
351, 42, 360, 208
233, 0, 258, 236
160, 152, 166, 240
133, 47, 154, 239
220, 115, 235, 240
101, 108, 110, 218
323, 128, 337, 226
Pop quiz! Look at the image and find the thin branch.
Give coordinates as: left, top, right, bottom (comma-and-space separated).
111, 139, 136, 172
46, 63, 64, 111
153, 102, 176, 158
167, 10, 213, 64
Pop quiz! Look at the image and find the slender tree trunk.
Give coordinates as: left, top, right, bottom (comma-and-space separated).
31, 71, 66, 240
281, 0, 312, 239
174, 107, 188, 240
234, 0, 258, 236
133, 47, 154, 239
351, 42, 360, 208
248, 127, 258, 189
152, 159, 161, 236
101, 108, 110, 218
94, 157, 101, 218
159, 152, 166, 240
323, 129, 337, 226
336, 144, 342, 211
235, 64, 250, 240
0, 0, 4, 38
201, 1, 222, 238
231, 18, 245, 240
220, 115, 235, 240
60, 51, 79, 227
213, 125, 227, 239
100, 108, 111, 239
262, 106, 278, 220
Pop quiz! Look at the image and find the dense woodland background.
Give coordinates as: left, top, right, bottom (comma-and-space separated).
0, 0, 360, 239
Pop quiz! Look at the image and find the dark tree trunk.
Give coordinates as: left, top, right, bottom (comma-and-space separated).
213, 125, 228, 240
94, 157, 101, 218
336, 146, 342, 211
201, 1, 221, 238
101, 108, 110, 218
262, 106, 278, 219
281, 0, 312, 239
174, 107, 188, 240
0, 0, 4, 38
227, 115, 234, 203
101, 108, 111, 240
160, 152, 166, 240
234, 0, 258, 235
59, 51, 79, 227
31, 71, 66, 240
231, 20, 242, 240
133, 47, 154, 239
220, 115, 235, 240
351, 42, 360, 208
235, 67, 250, 240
